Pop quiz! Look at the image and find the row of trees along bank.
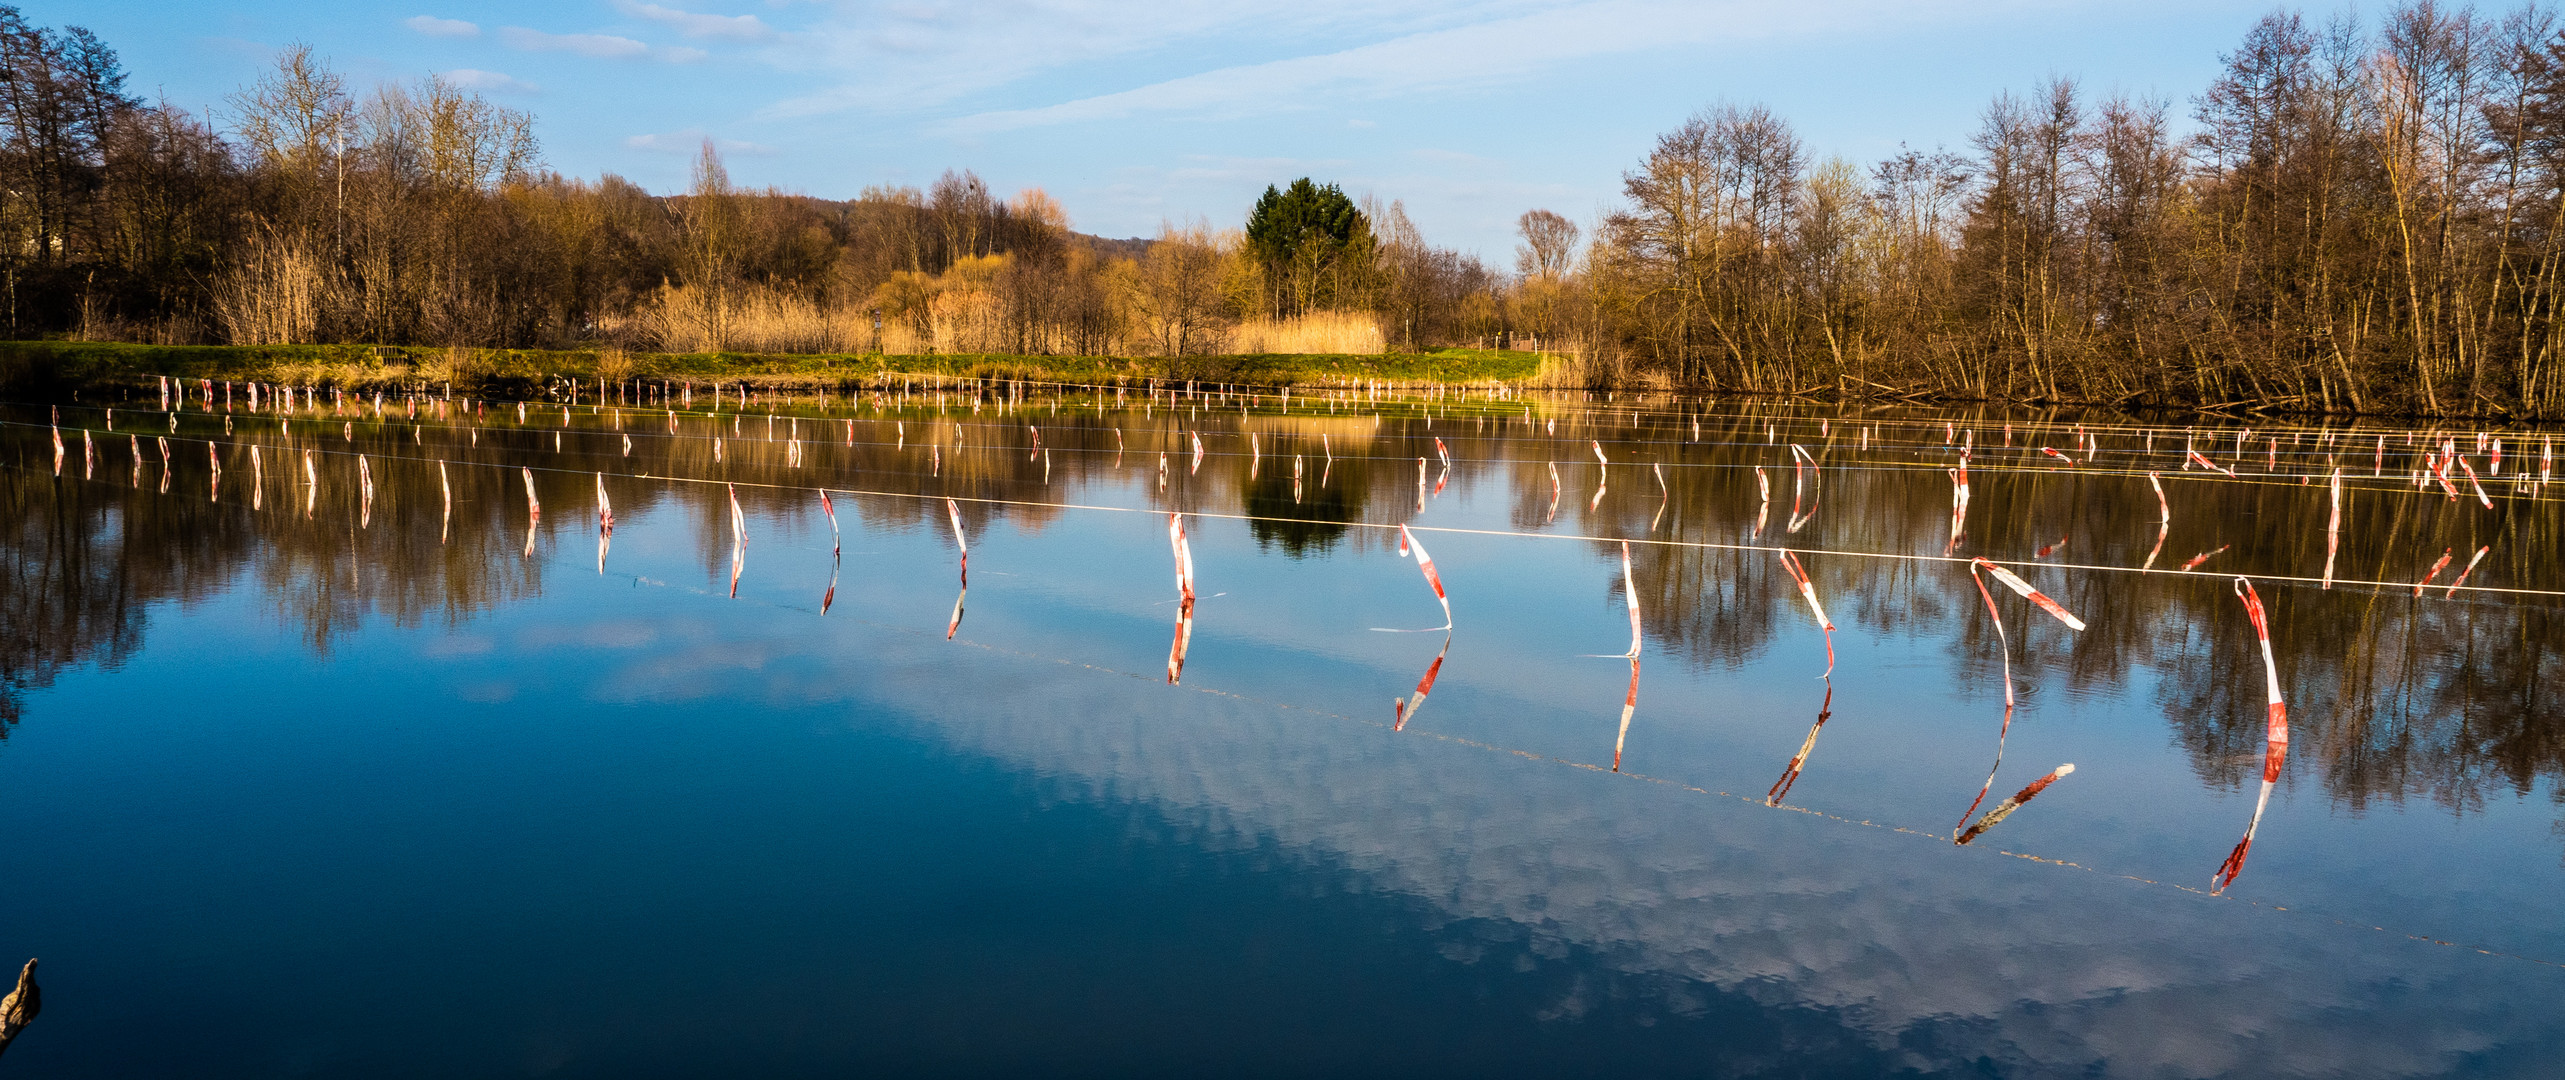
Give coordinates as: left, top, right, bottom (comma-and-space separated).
19, 4, 2565, 416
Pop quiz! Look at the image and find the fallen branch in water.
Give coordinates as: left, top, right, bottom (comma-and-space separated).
0, 959, 36, 1060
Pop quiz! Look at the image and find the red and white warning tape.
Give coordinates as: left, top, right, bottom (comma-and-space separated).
2212, 577, 2289, 895
1776, 548, 1837, 677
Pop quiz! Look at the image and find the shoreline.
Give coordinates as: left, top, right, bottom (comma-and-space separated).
0, 340, 1541, 396
0, 340, 2540, 424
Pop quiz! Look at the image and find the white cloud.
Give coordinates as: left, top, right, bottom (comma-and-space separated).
441, 69, 540, 93
404, 15, 481, 38
761, 0, 2000, 128
615, 1, 776, 41
809, 629, 2557, 1080
762, 0, 1477, 117
938, 0, 1943, 134
498, 27, 651, 59
625, 131, 698, 152
626, 130, 778, 156
497, 26, 707, 62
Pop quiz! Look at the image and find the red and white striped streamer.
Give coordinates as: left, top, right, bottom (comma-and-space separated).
1765, 682, 1833, 806
1619, 540, 1641, 659
1167, 513, 1197, 602
1971, 558, 2087, 631
722, 483, 748, 595
1955, 764, 2075, 846
2212, 577, 2290, 895
1788, 444, 1820, 532
1612, 540, 1641, 772
819, 490, 838, 553
2430, 442, 2461, 500
2040, 447, 2077, 466
1754, 465, 1771, 540
1382, 524, 1453, 632
1165, 597, 1194, 685
2414, 547, 2452, 596
1776, 549, 1837, 677
1393, 633, 1451, 732
1947, 457, 1972, 552
1957, 559, 2022, 831
2457, 456, 2494, 508
2446, 545, 2490, 595
2323, 469, 2341, 589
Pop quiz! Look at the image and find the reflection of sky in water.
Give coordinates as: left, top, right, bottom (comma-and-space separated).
2, 394, 2561, 1076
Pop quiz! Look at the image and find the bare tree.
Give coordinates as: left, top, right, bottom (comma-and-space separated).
1515, 209, 1580, 278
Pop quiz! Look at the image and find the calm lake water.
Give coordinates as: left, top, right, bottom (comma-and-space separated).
3, 379, 2561, 1078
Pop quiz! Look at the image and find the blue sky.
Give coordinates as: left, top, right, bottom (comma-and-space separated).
54, 0, 2286, 257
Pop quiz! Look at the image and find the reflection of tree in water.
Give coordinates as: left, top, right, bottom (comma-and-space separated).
0, 475, 147, 736
0, 419, 557, 727
1628, 540, 1781, 669
2080, 479, 2565, 817
7, 394, 2565, 823
2249, 590, 2565, 816
1243, 467, 1364, 558
1575, 409, 2565, 821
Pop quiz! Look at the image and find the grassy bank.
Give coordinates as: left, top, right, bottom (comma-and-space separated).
0, 341, 1553, 396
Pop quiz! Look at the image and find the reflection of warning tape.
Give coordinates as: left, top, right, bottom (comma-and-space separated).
15, 400, 2555, 527
644, 568, 2561, 973
18, 429, 2564, 969
2213, 577, 2290, 895
1955, 557, 2087, 833
35, 374, 2555, 492
1610, 541, 1641, 772
15, 426, 2563, 602
1775, 549, 1835, 678
1374, 525, 1450, 632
